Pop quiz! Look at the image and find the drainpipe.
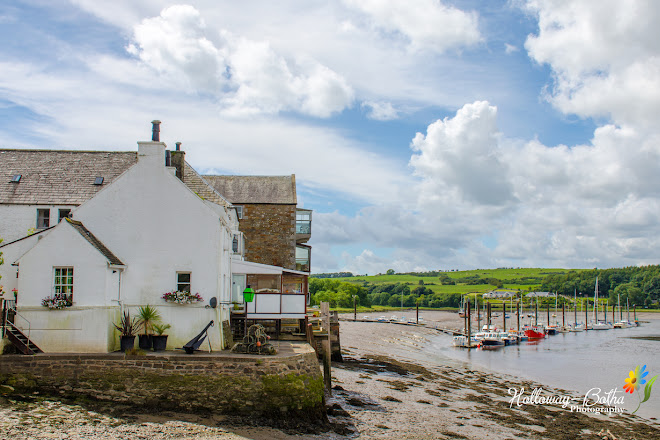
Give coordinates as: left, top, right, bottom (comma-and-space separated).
110, 265, 125, 314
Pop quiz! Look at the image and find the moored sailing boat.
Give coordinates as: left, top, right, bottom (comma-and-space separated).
569, 289, 585, 331
591, 277, 612, 330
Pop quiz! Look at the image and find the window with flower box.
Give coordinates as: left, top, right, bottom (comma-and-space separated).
54, 267, 73, 303
177, 272, 191, 292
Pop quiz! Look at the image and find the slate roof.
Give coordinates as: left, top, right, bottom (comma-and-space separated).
203, 175, 297, 204
182, 163, 230, 207
0, 150, 137, 205
66, 218, 124, 265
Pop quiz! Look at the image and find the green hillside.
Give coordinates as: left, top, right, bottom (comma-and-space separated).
310, 266, 660, 310
332, 268, 570, 295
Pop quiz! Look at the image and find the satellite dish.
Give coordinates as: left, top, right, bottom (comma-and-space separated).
210, 297, 217, 308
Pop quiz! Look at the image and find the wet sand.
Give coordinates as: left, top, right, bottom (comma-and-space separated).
231, 311, 660, 439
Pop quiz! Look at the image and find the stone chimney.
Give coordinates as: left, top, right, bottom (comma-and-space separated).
151, 120, 161, 141
170, 141, 185, 181
138, 120, 166, 165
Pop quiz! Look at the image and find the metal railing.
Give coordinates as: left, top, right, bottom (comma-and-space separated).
296, 221, 311, 235
2, 299, 31, 341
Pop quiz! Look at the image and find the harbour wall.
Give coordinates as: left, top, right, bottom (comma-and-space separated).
0, 343, 325, 424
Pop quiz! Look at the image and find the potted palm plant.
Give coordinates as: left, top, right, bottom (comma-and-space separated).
114, 311, 143, 352
151, 323, 171, 351
136, 305, 161, 350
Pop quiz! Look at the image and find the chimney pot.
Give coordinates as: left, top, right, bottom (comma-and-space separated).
175, 142, 181, 151
151, 120, 161, 142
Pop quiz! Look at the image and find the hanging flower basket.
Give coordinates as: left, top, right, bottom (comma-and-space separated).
162, 291, 203, 304
42, 294, 73, 309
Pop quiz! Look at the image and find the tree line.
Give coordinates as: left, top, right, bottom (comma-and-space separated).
309, 278, 461, 309
540, 266, 660, 308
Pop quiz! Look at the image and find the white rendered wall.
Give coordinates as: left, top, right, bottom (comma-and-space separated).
13, 221, 115, 352
0, 233, 45, 296
17, 222, 111, 307
0, 204, 77, 243
71, 141, 230, 349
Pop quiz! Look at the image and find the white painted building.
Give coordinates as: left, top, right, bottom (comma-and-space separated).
1, 137, 241, 352
1, 123, 311, 353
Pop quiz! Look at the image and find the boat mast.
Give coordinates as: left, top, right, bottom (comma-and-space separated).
593, 277, 598, 323
574, 289, 577, 326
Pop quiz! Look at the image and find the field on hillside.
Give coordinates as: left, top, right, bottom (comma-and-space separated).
329, 268, 574, 296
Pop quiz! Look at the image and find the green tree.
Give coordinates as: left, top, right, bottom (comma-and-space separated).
386, 269, 395, 275
387, 295, 401, 307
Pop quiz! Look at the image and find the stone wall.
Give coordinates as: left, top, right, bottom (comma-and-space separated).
0, 344, 325, 423
240, 204, 296, 270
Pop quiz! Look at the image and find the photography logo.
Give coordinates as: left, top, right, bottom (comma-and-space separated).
624, 365, 657, 414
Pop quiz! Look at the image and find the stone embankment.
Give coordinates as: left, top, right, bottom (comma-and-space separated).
0, 342, 325, 428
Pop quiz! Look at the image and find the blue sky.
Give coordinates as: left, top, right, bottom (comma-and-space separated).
2, 1, 660, 274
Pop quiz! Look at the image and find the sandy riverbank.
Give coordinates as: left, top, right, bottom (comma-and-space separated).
1, 311, 659, 439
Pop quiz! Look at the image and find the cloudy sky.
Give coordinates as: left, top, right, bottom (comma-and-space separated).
2, 0, 660, 274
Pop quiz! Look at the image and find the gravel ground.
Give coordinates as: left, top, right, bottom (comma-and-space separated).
0, 399, 249, 440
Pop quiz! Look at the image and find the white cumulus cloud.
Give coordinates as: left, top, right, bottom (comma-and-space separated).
342, 0, 481, 53
525, 0, 660, 127
128, 4, 354, 117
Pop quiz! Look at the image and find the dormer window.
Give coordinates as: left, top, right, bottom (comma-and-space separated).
11, 174, 21, 183
235, 205, 243, 219
94, 177, 104, 185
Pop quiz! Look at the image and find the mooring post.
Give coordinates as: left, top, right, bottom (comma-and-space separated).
546, 303, 550, 326
612, 304, 615, 324
562, 302, 565, 327
353, 295, 357, 322
487, 302, 491, 328
585, 300, 588, 330
502, 303, 506, 332
535, 301, 538, 326
477, 298, 481, 329
466, 300, 472, 347
416, 302, 419, 324
320, 301, 332, 395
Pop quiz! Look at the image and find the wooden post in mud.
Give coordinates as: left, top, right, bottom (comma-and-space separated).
535, 301, 538, 326
477, 298, 481, 329
416, 302, 419, 324
320, 302, 332, 395
612, 304, 615, 324
487, 302, 491, 328
466, 301, 472, 347
562, 302, 565, 327
502, 303, 506, 332
546, 303, 550, 326
353, 295, 357, 321
585, 300, 589, 330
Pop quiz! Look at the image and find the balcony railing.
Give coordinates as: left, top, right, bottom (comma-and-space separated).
296, 221, 311, 235
296, 259, 310, 272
